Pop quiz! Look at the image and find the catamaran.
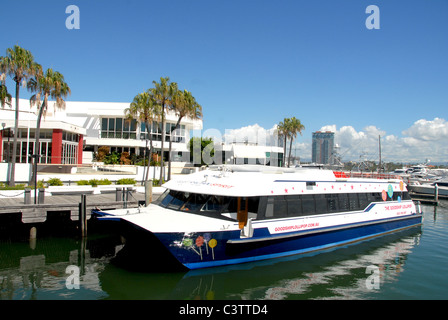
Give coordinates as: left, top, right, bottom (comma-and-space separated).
93, 165, 423, 270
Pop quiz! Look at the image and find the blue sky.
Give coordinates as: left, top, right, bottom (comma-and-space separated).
1, 0, 447, 163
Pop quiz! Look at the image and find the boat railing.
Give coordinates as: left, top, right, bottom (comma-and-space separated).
334, 171, 402, 180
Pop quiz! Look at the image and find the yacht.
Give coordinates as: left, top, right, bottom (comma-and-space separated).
93, 165, 423, 270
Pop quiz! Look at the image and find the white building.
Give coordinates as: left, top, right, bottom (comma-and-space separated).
214, 142, 284, 166
1, 98, 203, 167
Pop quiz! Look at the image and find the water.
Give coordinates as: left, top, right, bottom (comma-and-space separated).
1, 204, 447, 300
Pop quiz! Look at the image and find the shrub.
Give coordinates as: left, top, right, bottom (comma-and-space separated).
116, 178, 136, 185
47, 177, 63, 186
76, 179, 111, 187
0, 183, 26, 190
94, 178, 112, 185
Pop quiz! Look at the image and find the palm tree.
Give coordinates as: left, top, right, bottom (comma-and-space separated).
0, 45, 41, 186
167, 89, 202, 180
28, 68, 71, 195
287, 117, 305, 167
0, 73, 12, 107
277, 118, 290, 167
125, 91, 161, 181
151, 77, 177, 185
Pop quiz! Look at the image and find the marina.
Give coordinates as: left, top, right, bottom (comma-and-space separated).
1, 0, 447, 304
0, 203, 446, 300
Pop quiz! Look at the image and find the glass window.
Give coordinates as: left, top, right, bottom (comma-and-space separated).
116, 118, 123, 131
315, 194, 327, 214
108, 118, 115, 131
286, 195, 302, 216
338, 194, 349, 211
326, 194, 339, 212
265, 197, 274, 218
268, 196, 286, 218
101, 118, 107, 130
301, 195, 315, 215
358, 193, 369, 210
348, 193, 359, 210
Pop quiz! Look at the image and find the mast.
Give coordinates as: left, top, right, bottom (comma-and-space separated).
378, 135, 382, 173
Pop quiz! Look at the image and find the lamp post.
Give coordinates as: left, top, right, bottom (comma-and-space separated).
31, 154, 40, 204
1, 123, 4, 162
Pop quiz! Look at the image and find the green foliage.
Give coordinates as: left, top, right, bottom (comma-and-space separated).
47, 177, 63, 186
0, 182, 26, 190
116, 178, 136, 185
104, 151, 120, 165
76, 179, 111, 187
152, 178, 165, 186
188, 137, 214, 166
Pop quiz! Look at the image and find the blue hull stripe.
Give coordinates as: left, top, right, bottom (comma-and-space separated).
183, 215, 422, 269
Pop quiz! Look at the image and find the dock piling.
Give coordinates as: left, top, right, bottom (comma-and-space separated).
24, 188, 31, 204
78, 194, 87, 237
115, 187, 123, 202
434, 184, 439, 203
145, 180, 152, 206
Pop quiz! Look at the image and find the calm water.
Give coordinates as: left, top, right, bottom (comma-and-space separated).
1, 203, 447, 300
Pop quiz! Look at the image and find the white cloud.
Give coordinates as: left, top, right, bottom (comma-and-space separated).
207, 118, 447, 164
222, 123, 278, 146
402, 118, 448, 141
323, 118, 448, 163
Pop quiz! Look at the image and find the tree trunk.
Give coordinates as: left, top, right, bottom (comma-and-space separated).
159, 104, 165, 185
288, 137, 293, 168
31, 99, 46, 203
282, 136, 287, 167
167, 117, 183, 181
9, 81, 20, 186
145, 120, 151, 181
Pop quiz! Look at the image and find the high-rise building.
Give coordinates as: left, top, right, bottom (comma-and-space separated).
312, 131, 334, 164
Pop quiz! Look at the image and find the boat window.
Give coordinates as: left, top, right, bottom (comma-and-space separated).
314, 194, 327, 214
274, 196, 288, 218
287, 195, 302, 216
348, 193, 359, 210
201, 195, 230, 212
338, 194, 350, 211
167, 191, 189, 210
301, 195, 316, 215
326, 194, 339, 212
265, 197, 274, 218
155, 190, 259, 221
182, 193, 208, 212
358, 193, 369, 209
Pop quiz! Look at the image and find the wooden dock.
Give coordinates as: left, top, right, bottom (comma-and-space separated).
0, 191, 148, 224
410, 191, 447, 205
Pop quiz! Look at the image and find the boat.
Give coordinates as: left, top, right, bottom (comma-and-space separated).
92, 165, 423, 270
408, 179, 448, 197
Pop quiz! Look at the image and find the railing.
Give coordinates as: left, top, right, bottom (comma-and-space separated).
333, 171, 402, 180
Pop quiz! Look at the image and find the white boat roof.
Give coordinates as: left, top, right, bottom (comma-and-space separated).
162, 165, 403, 197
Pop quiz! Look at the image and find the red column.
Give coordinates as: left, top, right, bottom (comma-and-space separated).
52, 129, 63, 164
77, 134, 83, 165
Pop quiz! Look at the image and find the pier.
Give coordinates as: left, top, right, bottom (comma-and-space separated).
0, 185, 163, 239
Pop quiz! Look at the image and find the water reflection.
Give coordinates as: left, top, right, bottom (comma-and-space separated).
0, 226, 422, 300
0, 236, 120, 300
164, 227, 422, 300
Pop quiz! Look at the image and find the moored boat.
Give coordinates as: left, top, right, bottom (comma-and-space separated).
93, 165, 423, 270
408, 179, 448, 197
